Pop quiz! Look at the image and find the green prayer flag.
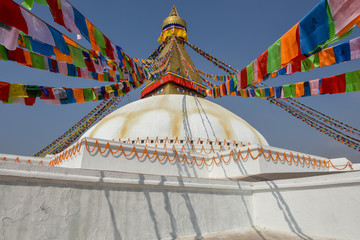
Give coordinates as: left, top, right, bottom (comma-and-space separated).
255, 89, 261, 98
267, 39, 281, 74
283, 84, 296, 97
21, 0, 35, 10
346, 70, 360, 92
30, 52, 45, 70
118, 67, 125, 80
233, 75, 237, 90
23, 36, 32, 52
94, 27, 106, 48
0, 45, 8, 61
246, 62, 254, 85
24, 85, 41, 98
35, 0, 48, 5
103, 73, 109, 82
308, 54, 320, 68
83, 88, 96, 101
100, 47, 107, 57
301, 58, 312, 72
68, 45, 87, 68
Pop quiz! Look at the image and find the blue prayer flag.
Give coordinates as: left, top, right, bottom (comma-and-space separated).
299, 0, 329, 55
333, 42, 351, 63
47, 26, 70, 55
74, 8, 90, 42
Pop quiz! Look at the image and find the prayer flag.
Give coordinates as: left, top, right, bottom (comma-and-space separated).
257, 50, 268, 80
350, 37, 360, 60
299, 0, 329, 55
319, 47, 336, 67
310, 79, 320, 95
281, 23, 300, 65
9, 83, 27, 97
83, 88, 96, 102
30, 52, 46, 70
24, 85, 41, 97
29, 37, 55, 56
0, 82, 10, 101
74, 8, 89, 42
0, 0, 28, 34
345, 70, 360, 92
333, 42, 351, 63
47, 26, 70, 55
0, 45, 8, 61
68, 45, 86, 68
328, 0, 360, 36
320, 74, 346, 94
60, 0, 81, 36
72, 88, 84, 103
60, 89, 76, 104
20, 8, 54, 46
267, 39, 281, 74
246, 62, 254, 85
295, 82, 305, 97
46, 0, 65, 26
0, 23, 19, 50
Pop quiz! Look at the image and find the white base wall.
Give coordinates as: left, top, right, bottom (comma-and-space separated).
0, 162, 253, 240
253, 172, 360, 240
1, 161, 359, 239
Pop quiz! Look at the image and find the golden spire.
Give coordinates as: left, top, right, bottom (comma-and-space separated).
162, 6, 187, 30
141, 6, 205, 99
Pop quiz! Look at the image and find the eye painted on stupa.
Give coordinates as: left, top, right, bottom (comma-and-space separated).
177, 88, 185, 93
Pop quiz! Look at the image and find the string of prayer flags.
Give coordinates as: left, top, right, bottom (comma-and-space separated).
26, 0, 125, 65
286, 98, 360, 138
183, 39, 236, 74
0, 78, 145, 106
270, 98, 360, 151
212, 36, 360, 95
236, 0, 360, 89
205, 70, 360, 99
286, 98, 360, 137
37, 96, 124, 156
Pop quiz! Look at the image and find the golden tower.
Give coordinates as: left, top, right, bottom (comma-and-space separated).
141, 6, 206, 98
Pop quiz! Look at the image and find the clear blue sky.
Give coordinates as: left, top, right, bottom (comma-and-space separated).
1, 0, 359, 162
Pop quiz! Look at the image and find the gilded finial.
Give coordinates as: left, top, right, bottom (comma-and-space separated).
169, 6, 179, 17
161, 5, 187, 30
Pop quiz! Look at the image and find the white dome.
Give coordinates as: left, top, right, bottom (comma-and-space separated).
82, 95, 269, 146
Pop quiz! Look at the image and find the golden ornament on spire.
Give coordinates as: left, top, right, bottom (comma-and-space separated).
162, 6, 187, 30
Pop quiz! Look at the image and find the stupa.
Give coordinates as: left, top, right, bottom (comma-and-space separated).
1, 6, 360, 240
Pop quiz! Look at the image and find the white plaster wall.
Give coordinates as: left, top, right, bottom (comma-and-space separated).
0, 162, 253, 240
252, 172, 360, 240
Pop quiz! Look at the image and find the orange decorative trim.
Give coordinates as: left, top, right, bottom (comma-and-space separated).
47, 138, 353, 171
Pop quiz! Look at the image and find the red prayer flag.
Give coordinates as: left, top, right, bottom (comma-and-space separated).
46, 0, 65, 27
104, 36, 115, 60
0, 82, 10, 102
240, 68, 247, 89
24, 97, 36, 106
0, 0, 28, 33
7, 48, 26, 65
320, 74, 346, 94
257, 50, 268, 80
